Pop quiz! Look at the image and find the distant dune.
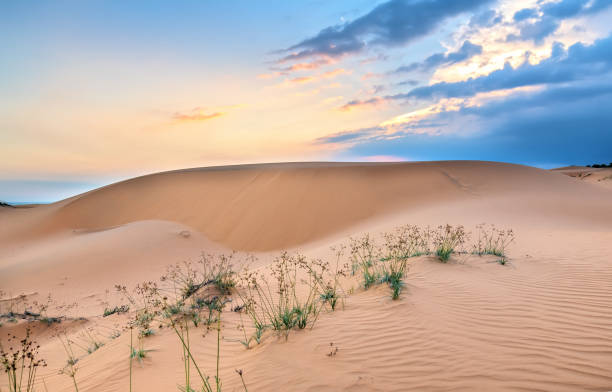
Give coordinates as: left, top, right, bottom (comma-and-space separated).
2, 161, 611, 252
552, 165, 612, 189
2, 161, 612, 392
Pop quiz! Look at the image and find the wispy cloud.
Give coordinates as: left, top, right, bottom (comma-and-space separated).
171, 105, 245, 123
275, 68, 351, 88
173, 110, 223, 122
290, 76, 316, 84
393, 40, 483, 73
339, 97, 386, 111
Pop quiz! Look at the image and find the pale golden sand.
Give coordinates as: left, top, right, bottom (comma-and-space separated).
1, 161, 611, 391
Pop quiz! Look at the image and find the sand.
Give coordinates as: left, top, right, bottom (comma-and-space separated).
552, 165, 612, 190
1, 161, 611, 391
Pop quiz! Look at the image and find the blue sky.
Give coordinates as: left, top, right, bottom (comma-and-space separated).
1, 0, 612, 202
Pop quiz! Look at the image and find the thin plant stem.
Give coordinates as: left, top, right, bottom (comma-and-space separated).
216, 316, 221, 392
170, 324, 213, 392
129, 327, 133, 392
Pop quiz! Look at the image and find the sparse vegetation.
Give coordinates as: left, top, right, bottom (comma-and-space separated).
1, 328, 47, 392
117, 253, 245, 391
0, 292, 64, 326
472, 224, 515, 265
349, 225, 431, 299
59, 335, 79, 391
433, 224, 467, 262
130, 341, 152, 364
0, 223, 516, 391
103, 304, 129, 317
349, 234, 382, 289
304, 247, 348, 311
238, 252, 323, 341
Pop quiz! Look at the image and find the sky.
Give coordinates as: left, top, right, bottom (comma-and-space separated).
1, 0, 612, 202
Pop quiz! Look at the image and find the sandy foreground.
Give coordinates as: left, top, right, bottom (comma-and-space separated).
1, 161, 612, 392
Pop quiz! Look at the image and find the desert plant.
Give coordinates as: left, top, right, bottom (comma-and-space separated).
116, 282, 160, 337
301, 247, 348, 311
129, 328, 133, 392
168, 312, 216, 392
59, 335, 79, 391
349, 234, 382, 289
472, 224, 515, 264
235, 369, 247, 392
237, 252, 323, 340
433, 225, 467, 262
162, 253, 238, 302
28, 294, 61, 325
121, 266, 238, 392
71, 329, 104, 354
383, 225, 432, 260
1, 328, 47, 392
378, 225, 432, 299
380, 270, 404, 300
130, 342, 153, 364
103, 305, 129, 317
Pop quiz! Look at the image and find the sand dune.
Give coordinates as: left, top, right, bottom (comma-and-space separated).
553, 165, 612, 190
2, 161, 612, 391
2, 161, 611, 251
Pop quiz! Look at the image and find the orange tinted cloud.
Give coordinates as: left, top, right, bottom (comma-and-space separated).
287, 61, 327, 71
322, 68, 350, 78
339, 96, 387, 111
290, 76, 316, 84
173, 110, 224, 123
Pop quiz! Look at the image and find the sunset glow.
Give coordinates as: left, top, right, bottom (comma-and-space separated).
2, 0, 612, 201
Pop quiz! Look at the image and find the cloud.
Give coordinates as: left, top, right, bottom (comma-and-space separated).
513, 8, 538, 22
319, 81, 612, 165
508, 0, 612, 42
357, 32, 612, 104
469, 8, 503, 27
507, 16, 559, 43
393, 40, 483, 73
286, 60, 332, 72
278, 0, 492, 62
339, 97, 387, 111
322, 68, 350, 78
259, 59, 338, 80
290, 76, 316, 84
397, 79, 420, 86
315, 126, 380, 144
172, 110, 224, 122
280, 68, 350, 87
